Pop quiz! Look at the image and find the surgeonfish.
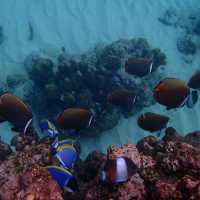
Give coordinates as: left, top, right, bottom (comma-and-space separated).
57, 108, 93, 130
107, 89, 136, 107
100, 156, 137, 184
137, 112, 169, 136
47, 166, 79, 193
39, 119, 59, 138
153, 78, 198, 110
125, 57, 153, 77
0, 92, 32, 134
55, 141, 77, 169
188, 70, 200, 89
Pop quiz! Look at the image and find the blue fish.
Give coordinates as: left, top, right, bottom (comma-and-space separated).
47, 166, 78, 192
39, 120, 59, 138
55, 144, 77, 169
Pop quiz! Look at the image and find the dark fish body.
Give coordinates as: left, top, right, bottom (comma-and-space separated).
57, 108, 93, 130
107, 89, 136, 107
125, 57, 153, 77
154, 78, 190, 109
0, 115, 6, 123
188, 70, 200, 89
101, 157, 137, 184
0, 93, 32, 132
138, 112, 169, 133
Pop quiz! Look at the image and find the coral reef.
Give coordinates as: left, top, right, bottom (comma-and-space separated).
177, 35, 196, 55
6, 74, 26, 89
25, 38, 166, 136
1, 127, 200, 199
73, 128, 200, 200
158, 9, 200, 61
0, 137, 12, 161
0, 134, 63, 200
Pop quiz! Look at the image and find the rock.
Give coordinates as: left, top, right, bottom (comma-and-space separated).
152, 181, 182, 200
17, 166, 63, 200
158, 9, 180, 27
76, 150, 106, 182
0, 136, 63, 200
0, 138, 12, 161
25, 38, 167, 136
193, 20, 200, 35
6, 74, 26, 89
177, 35, 196, 55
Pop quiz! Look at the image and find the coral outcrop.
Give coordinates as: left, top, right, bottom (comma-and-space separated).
24, 38, 166, 136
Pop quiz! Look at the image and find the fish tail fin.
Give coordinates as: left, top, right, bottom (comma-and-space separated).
186, 89, 199, 108
23, 118, 33, 135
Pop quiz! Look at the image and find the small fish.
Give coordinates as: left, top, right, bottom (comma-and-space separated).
125, 57, 153, 77
57, 108, 93, 131
100, 156, 137, 184
107, 89, 136, 107
137, 112, 169, 136
55, 144, 77, 169
185, 89, 199, 108
0, 92, 32, 134
188, 70, 200, 89
39, 120, 59, 138
47, 166, 79, 193
154, 78, 191, 110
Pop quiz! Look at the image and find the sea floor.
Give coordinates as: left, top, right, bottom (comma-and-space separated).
0, 0, 199, 158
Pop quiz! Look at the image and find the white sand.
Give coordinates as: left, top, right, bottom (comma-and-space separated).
0, 0, 199, 158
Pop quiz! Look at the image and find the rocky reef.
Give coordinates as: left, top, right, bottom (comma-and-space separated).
0, 134, 63, 200
159, 8, 200, 62
72, 128, 200, 200
24, 38, 166, 136
1, 127, 200, 199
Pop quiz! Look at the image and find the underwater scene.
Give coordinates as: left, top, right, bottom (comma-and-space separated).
1, 0, 200, 199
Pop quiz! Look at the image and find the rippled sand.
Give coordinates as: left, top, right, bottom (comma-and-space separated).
0, 0, 199, 157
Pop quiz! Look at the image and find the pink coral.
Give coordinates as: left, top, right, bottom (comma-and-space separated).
107, 144, 141, 168
17, 166, 63, 200
0, 136, 63, 200
153, 181, 182, 200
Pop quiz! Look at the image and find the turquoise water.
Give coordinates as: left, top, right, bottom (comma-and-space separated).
0, 0, 199, 158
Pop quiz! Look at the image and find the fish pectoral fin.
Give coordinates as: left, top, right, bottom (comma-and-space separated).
154, 130, 162, 137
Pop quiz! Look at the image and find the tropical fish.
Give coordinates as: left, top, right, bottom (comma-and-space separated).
125, 57, 153, 77
188, 70, 200, 89
39, 119, 59, 138
0, 92, 32, 134
186, 89, 199, 108
57, 108, 93, 130
137, 112, 169, 137
100, 156, 137, 184
107, 89, 136, 107
154, 78, 198, 109
55, 141, 78, 169
47, 166, 78, 193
